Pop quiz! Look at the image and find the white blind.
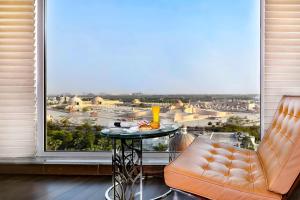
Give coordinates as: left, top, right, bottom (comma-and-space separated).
264, 0, 300, 132
0, 0, 36, 157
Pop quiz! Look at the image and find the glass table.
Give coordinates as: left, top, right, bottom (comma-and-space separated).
100, 124, 179, 200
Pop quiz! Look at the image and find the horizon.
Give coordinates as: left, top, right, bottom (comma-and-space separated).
47, 0, 260, 95
47, 92, 260, 96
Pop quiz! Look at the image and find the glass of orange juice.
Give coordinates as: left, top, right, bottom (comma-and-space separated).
151, 105, 160, 129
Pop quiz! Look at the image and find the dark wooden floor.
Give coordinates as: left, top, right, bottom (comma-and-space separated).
0, 175, 171, 200
0, 175, 299, 200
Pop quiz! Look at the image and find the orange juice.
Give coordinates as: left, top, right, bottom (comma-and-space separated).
151, 105, 160, 129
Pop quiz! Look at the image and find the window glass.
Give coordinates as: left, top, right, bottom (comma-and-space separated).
46, 0, 260, 151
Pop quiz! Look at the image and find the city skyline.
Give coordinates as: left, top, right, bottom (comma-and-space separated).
47, 92, 260, 96
47, 0, 260, 95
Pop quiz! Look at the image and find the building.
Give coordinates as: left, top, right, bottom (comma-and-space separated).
92, 96, 123, 106
68, 96, 83, 106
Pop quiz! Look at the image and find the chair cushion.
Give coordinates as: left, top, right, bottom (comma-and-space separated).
258, 96, 300, 194
164, 138, 281, 200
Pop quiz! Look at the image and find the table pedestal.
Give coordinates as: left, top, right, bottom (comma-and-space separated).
106, 138, 143, 200
102, 125, 179, 200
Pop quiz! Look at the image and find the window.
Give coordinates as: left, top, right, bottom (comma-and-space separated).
45, 0, 260, 152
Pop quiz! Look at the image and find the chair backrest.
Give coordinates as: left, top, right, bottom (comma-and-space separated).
258, 96, 300, 194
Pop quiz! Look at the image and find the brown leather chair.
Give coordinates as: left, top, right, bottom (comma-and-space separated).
164, 96, 300, 200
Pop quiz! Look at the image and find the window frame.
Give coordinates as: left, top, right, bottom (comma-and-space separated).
36, 0, 264, 160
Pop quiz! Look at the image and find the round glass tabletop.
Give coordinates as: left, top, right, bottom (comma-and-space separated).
100, 124, 179, 139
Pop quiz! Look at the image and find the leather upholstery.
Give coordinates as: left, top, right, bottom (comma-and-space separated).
258, 96, 300, 194
165, 138, 281, 200
164, 96, 300, 199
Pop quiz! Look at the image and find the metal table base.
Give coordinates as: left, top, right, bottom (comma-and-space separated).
105, 138, 143, 200
103, 126, 178, 200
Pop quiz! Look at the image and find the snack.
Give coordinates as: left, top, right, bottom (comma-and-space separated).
138, 120, 153, 131
139, 124, 153, 131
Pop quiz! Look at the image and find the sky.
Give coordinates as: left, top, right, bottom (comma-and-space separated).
46, 0, 260, 95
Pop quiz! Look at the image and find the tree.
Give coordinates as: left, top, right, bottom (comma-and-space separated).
47, 121, 61, 131
60, 118, 70, 127
73, 130, 86, 150
63, 131, 73, 149
45, 121, 126, 151
241, 136, 255, 150
86, 131, 95, 149
47, 136, 63, 151
153, 143, 168, 152
207, 121, 212, 126
97, 137, 112, 151
94, 125, 102, 131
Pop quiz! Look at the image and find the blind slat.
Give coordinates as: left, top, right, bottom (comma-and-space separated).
266, 46, 300, 53
0, 13, 34, 19
266, 38, 300, 46
0, 1, 34, 6
265, 59, 300, 66
0, 19, 33, 26
266, 32, 300, 39
265, 73, 300, 80
0, 45, 34, 52
266, 5, 300, 12
0, 59, 34, 65
0, 38, 34, 45
266, 25, 300, 32
266, 11, 300, 19
0, 26, 34, 32
0, 32, 34, 38
0, 52, 34, 59
265, 52, 300, 60
0, 72, 34, 78
266, 18, 300, 25
266, 0, 300, 4
0, 6, 34, 12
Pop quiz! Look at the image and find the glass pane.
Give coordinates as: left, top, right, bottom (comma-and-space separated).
46, 0, 260, 152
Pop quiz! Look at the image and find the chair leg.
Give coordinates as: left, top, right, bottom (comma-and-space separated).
151, 188, 207, 200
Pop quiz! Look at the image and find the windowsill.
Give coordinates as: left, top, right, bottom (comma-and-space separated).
0, 155, 169, 165
0, 156, 167, 176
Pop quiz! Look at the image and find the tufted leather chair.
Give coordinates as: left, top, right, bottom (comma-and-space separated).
164, 96, 300, 200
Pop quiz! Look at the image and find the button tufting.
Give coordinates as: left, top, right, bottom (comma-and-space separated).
225, 163, 231, 168
227, 155, 234, 160
210, 150, 217, 155
202, 165, 210, 171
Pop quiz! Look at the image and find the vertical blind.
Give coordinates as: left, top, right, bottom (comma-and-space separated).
264, 0, 300, 132
0, 0, 36, 157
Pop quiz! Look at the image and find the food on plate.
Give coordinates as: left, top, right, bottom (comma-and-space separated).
138, 120, 153, 131
138, 124, 153, 131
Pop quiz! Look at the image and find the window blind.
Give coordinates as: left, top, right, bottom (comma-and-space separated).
264, 0, 300, 132
0, 0, 36, 157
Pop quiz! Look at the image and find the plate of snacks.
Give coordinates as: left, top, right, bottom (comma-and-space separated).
138, 120, 159, 131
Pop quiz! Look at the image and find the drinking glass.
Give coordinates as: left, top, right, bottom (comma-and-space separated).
151, 105, 160, 129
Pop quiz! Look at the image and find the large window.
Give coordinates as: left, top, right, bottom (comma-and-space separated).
45, 0, 260, 152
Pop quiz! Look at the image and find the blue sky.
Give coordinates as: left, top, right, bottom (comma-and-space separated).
47, 0, 260, 95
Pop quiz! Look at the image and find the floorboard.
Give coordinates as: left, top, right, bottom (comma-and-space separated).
0, 175, 169, 200
0, 175, 299, 200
